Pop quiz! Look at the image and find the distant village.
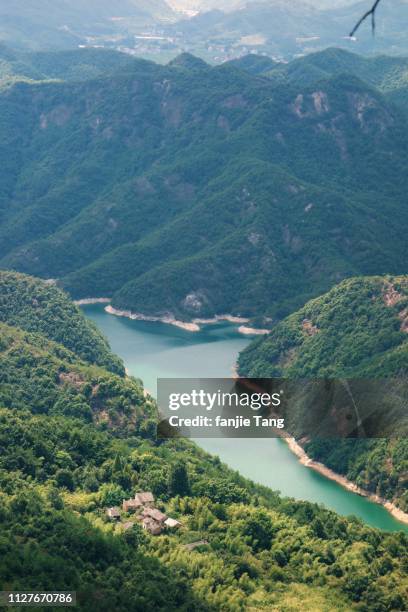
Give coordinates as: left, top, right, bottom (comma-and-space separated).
106, 491, 182, 535
80, 26, 283, 65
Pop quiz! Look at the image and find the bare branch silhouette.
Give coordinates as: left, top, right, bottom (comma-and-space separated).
350, 0, 382, 37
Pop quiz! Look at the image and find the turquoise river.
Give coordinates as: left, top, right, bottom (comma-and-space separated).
83, 304, 408, 533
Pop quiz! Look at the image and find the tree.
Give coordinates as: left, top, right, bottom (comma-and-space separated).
99, 483, 126, 507
167, 463, 191, 497
243, 510, 274, 553
55, 468, 75, 492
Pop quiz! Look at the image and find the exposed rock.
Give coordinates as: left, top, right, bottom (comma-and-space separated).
383, 282, 404, 307
312, 91, 329, 115
59, 371, 85, 389
302, 319, 319, 336
248, 232, 261, 246
399, 308, 408, 333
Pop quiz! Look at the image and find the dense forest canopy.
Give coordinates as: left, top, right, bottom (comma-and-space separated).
0, 271, 124, 374
0, 271, 407, 610
0, 48, 407, 325
239, 275, 408, 511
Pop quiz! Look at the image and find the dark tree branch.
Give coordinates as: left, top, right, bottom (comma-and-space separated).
349, 0, 382, 37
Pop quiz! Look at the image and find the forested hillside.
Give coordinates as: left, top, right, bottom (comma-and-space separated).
239, 275, 408, 510
0, 271, 407, 610
0, 271, 124, 374
235, 48, 408, 111
0, 48, 407, 324
0, 45, 137, 86
203, 49, 408, 127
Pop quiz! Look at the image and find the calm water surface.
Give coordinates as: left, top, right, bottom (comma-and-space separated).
83, 304, 408, 532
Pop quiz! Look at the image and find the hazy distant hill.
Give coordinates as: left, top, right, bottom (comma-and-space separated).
167, 1, 336, 59
2, 0, 408, 61
0, 48, 407, 323
0, 0, 174, 50
0, 44, 137, 85
166, 0, 408, 60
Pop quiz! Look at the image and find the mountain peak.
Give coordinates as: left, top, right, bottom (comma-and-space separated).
168, 52, 209, 71
226, 54, 278, 76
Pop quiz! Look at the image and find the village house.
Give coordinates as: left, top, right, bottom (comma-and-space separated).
142, 517, 162, 535
142, 507, 167, 523
105, 492, 179, 536
122, 498, 142, 513
106, 507, 121, 520
135, 491, 155, 507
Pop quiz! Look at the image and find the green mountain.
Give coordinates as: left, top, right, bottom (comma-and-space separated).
0, 45, 138, 87
238, 275, 408, 509
0, 48, 407, 324
0, 271, 407, 610
239, 275, 408, 378
0, 271, 124, 374
258, 48, 408, 111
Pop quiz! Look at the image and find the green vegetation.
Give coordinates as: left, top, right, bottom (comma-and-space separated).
0, 49, 407, 324
0, 271, 407, 610
0, 271, 124, 374
260, 48, 408, 114
239, 276, 408, 378
0, 45, 137, 88
239, 275, 408, 510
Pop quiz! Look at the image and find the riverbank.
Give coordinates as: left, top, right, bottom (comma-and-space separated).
105, 305, 200, 331
238, 325, 269, 335
284, 437, 408, 526
104, 303, 269, 335
74, 298, 111, 305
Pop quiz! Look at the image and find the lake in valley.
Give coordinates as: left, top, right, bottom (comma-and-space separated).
83, 304, 408, 533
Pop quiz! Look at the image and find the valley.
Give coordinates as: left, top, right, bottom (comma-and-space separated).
83, 303, 408, 532
0, 7, 408, 604
2, 272, 407, 609
1, 47, 408, 329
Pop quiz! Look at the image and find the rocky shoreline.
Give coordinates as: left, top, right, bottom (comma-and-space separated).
103, 304, 269, 335
105, 305, 201, 331
74, 297, 111, 305
238, 325, 269, 335
284, 437, 408, 526
78, 299, 407, 526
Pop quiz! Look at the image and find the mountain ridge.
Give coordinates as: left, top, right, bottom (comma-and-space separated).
0, 48, 407, 323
